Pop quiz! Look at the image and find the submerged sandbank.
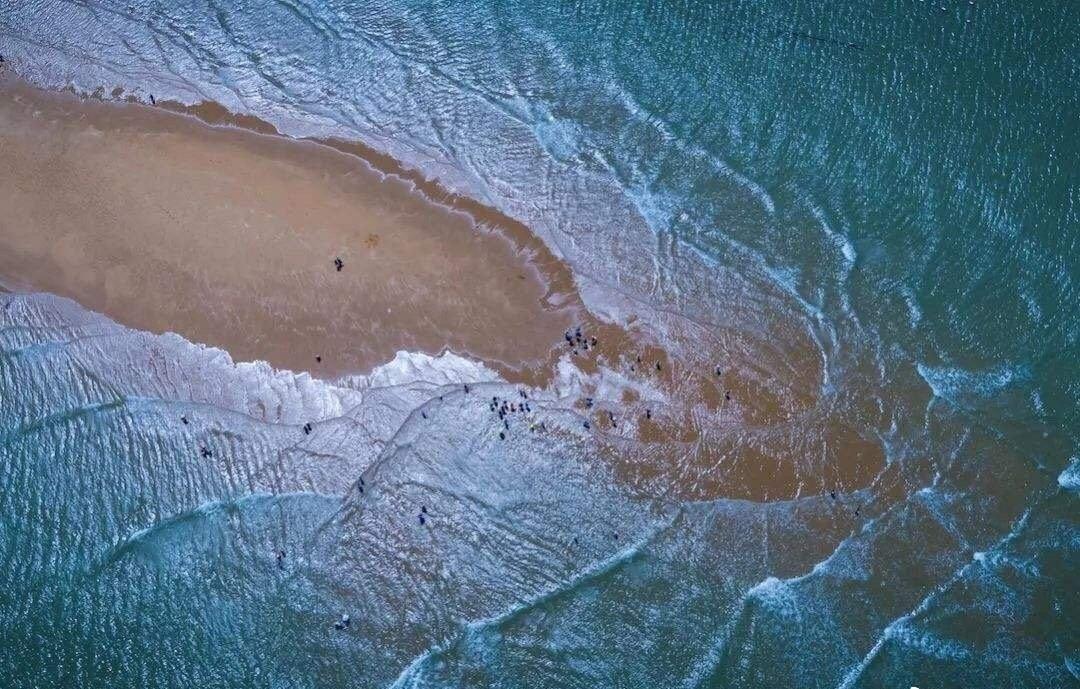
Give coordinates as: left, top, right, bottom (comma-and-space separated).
0, 73, 883, 503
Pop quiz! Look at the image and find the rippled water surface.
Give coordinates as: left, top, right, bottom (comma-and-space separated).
1, 1, 1077, 687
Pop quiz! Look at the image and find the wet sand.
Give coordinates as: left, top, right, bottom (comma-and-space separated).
0, 75, 578, 378
0, 73, 883, 503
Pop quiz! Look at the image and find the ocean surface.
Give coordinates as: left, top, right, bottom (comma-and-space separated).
1, 1, 1078, 687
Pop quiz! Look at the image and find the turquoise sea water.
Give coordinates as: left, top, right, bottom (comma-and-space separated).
0, 1, 1077, 687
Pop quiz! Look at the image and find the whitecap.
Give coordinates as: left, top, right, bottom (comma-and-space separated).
1057, 457, 1080, 491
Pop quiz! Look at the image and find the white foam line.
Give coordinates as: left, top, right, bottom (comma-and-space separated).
835, 506, 1036, 689
388, 508, 682, 688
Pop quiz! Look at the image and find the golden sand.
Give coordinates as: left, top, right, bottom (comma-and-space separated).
0, 76, 578, 378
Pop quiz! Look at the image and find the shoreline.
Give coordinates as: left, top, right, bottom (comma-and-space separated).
0, 69, 682, 393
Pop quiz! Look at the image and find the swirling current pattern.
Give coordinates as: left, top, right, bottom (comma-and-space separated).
0, 1, 1077, 687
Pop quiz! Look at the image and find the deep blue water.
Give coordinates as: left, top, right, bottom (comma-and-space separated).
0, 1, 1077, 687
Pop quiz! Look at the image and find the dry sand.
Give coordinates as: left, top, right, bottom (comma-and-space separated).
0, 76, 578, 378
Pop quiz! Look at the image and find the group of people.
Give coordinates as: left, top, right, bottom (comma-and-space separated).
490, 390, 533, 440
565, 326, 598, 356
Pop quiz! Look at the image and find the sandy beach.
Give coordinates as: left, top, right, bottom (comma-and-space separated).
0, 76, 579, 379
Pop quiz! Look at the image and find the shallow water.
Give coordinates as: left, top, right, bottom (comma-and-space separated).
0, 1, 1077, 687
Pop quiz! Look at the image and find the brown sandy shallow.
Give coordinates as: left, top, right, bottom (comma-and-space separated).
0, 72, 884, 503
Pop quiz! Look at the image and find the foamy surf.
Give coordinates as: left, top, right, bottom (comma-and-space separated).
1, 1, 1077, 686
